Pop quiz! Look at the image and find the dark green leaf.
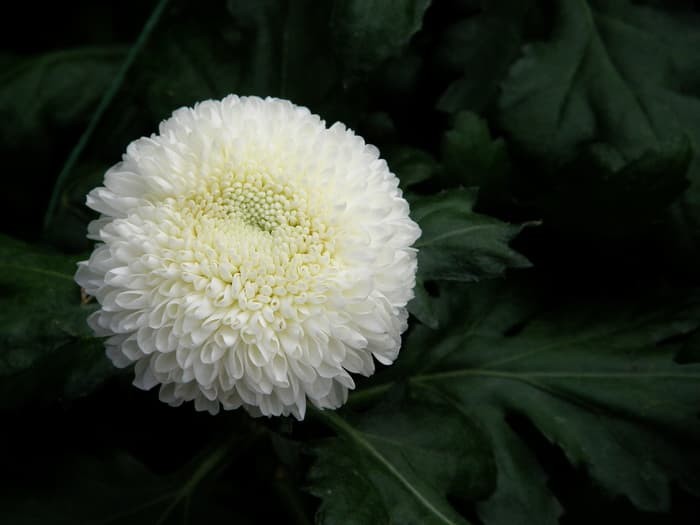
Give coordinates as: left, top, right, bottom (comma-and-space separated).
223, 0, 338, 105
0, 48, 124, 238
441, 112, 510, 189
499, 0, 700, 235
499, 0, 698, 166
0, 47, 125, 149
436, 13, 522, 113
408, 277, 440, 329
330, 0, 432, 77
387, 146, 439, 189
310, 397, 495, 525
474, 407, 563, 525
0, 234, 111, 406
130, 1, 340, 123
411, 188, 532, 282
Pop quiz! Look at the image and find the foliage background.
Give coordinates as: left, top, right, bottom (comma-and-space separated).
2, 0, 700, 523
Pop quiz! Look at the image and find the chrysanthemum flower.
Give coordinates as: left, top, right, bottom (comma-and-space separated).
76, 95, 420, 419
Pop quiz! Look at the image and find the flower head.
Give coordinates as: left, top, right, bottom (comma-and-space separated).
76, 95, 420, 419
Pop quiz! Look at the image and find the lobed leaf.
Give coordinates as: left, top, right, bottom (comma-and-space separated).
411, 188, 532, 282
498, 0, 700, 234
440, 112, 510, 190
499, 0, 696, 164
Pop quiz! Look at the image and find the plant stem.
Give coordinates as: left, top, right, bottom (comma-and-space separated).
42, 0, 171, 232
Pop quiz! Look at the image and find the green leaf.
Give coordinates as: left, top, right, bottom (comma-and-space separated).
223, 0, 338, 106
0, 48, 124, 238
411, 188, 532, 282
441, 112, 510, 189
408, 189, 531, 328
499, 0, 697, 166
310, 397, 495, 525
132, 2, 252, 121
0, 234, 111, 407
436, 11, 523, 113
386, 146, 439, 189
474, 407, 563, 525
330, 0, 432, 77
352, 281, 700, 523
408, 276, 440, 329
0, 47, 125, 149
499, 0, 700, 234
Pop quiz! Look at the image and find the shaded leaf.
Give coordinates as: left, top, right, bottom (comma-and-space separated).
310, 397, 495, 525
330, 0, 432, 77
499, 0, 700, 234
411, 188, 531, 282
436, 11, 522, 113
224, 0, 338, 106
0, 47, 125, 149
0, 47, 124, 238
441, 111, 510, 189
0, 234, 111, 406
474, 407, 562, 525
499, 0, 699, 165
408, 277, 440, 329
387, 146, 439, 189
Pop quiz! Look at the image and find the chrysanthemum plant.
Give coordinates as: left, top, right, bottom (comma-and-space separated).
2, 0, 700, 523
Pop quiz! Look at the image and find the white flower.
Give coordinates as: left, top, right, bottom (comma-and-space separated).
75, 95, 420, 419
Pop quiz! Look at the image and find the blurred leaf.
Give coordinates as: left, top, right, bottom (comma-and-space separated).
0, 47, 125, 148
330, 0, 432, 77
0, 48, 124, 238
436, 12, 522, 113
411, 188, 532, 282
655, 7, 700, 262
126, 1, 341, 123
499, 0, 699, 166
387, 146, 439, 189
0, 234, 111, 407
224, 0, 338, 106
499, 0, 700, 235
45, 160, 112, 252
441, 111, 510, 188
137, 15, 242, 121
310, 397, 495, 525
